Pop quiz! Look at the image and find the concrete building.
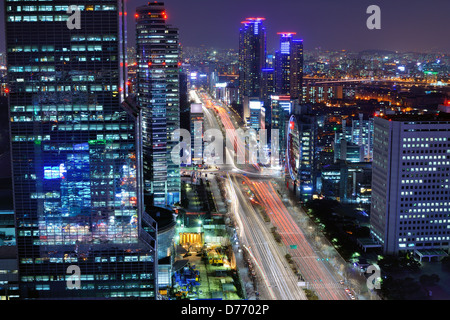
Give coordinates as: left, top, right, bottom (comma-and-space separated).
370, 113, 450, 257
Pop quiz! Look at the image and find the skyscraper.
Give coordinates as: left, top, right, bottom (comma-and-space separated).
260, 68, 274, 113
136, 2, 181, 207
371, 113, 450, 256
274, 33, 303, 100
238, 17, 266, 113
190, 103, 203, 167
351, 114, 374, 162
6, 0, 157, 299
293, 107, 317, 202
270, 95, 294, 169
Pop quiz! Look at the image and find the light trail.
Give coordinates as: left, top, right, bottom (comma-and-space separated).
243, 176, 350, 300
229, 174, 307, 300
199, 90, 349, 300
242, 244, 276, 300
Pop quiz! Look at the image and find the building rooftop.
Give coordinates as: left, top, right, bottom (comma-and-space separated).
378, 111, 450, 122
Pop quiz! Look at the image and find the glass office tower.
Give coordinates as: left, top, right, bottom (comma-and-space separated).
135, 2, 180, 207
238, 17, 266, 105
6, 0, 157, 299
274, 33, 303, 100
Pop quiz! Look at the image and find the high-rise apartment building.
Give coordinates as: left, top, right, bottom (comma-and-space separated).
238, 17, 266, 108
260, 68, 274, 114
274, 33, 303, 100
5, 0, 158, 299
371, 113, 450, 256
136, 2, 180, 207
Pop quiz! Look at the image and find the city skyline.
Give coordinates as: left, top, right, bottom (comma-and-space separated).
2, 0, 450, 54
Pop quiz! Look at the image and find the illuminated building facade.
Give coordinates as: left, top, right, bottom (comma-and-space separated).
260, 68, 274, 115
284, 107, 317, 202
302, 83, 343, 104
249, 100, 265, 132
296, 111, 318, 201
6, 0, 158, 299
190, 103, 203, 166
334, 139, 364, 163
238, 17, 266, 106
274, 33, 303, 100
136, 2, 181, 207
351, 114, 374, 162
270, 95, 292, 166
371, 114, 450, 256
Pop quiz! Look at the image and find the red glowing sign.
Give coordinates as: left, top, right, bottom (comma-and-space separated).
277, 32, 296, 37
243, 17, 265, 22
290, 120, 295, 130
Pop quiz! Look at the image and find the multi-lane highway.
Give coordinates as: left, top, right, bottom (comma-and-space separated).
196, 89, 353, 300
196, 90, 307, 300
243, 177, 351, 300
227, 174, 307, 300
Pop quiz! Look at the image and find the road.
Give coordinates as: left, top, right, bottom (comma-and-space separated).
227, 174, 307, 300
243, 177, 351, 300
197, 89, 354, 300
197, 90, 307, 300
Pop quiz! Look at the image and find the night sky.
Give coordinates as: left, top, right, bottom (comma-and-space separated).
0, 0, 449, 53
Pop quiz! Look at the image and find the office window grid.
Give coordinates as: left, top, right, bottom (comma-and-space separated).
6, 0, 157, 299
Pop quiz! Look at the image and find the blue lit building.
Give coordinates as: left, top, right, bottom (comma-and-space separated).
274, 33, 303, 100
6, 0, 158, 299
238, 17, 266, 109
